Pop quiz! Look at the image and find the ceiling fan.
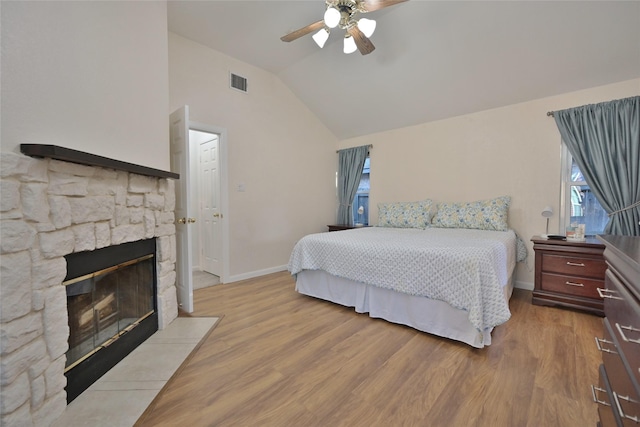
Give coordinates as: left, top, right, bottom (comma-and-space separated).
281, 0, 407, 55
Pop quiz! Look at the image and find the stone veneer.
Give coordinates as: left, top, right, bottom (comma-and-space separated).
0, 152, 179, 426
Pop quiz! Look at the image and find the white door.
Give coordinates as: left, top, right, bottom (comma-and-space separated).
170, 106, 194, 313
199, 135, 222, 276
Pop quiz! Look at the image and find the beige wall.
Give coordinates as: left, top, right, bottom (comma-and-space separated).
3, 0, 636, 286
168, 33, 338, 280
0, 1, 170, 171
339, 78, 640, 288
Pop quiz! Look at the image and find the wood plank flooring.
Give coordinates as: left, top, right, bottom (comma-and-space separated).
136, 271, 603, 427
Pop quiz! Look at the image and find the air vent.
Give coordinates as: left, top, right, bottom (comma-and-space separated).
230, 73, 248, 93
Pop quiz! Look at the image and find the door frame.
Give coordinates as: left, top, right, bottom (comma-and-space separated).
189, 121, 230, 284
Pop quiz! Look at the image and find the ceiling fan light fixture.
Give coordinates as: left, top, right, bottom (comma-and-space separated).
324, 7, 341, 28
343, 35, 357, 54
357, 18, 376, 38
312, 28, 330, 48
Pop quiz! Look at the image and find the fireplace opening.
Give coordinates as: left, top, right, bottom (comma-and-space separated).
63, 239, 158, 403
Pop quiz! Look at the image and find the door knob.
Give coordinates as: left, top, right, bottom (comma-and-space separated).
187, 218, 196, 223
213, 213, 220, 218
177, 218, 186, 224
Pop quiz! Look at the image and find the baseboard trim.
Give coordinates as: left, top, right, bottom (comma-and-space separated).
227, 265, 289, 283
515, 280, 534, 291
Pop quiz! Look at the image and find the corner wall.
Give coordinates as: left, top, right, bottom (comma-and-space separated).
339, 78, 640, 288
168, 33, 338, 280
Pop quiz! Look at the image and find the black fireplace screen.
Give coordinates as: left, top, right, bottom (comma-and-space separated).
62, 238, 158, 403
63, 254, 154, 371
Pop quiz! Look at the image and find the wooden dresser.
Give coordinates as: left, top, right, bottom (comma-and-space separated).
531, 236, 606, 316
593, 235, 640, 427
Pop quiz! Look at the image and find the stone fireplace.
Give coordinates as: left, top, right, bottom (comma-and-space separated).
0, 147, 179, 426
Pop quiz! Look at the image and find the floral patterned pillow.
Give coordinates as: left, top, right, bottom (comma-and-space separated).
432, 196, 511, 231
377, 200, 436, 229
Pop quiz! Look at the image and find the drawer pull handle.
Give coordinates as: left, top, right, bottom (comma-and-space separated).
612, 392, 640, 423
615, 323, 640, 345
565, 281, 584, 287
566, 261, 585, 267
594, 337, 618, 354
597, 288, 623, 300
591, 385, 611, 407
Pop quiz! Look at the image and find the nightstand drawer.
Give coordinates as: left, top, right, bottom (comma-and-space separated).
541, 253, 607, 278
541, 272, 604, 299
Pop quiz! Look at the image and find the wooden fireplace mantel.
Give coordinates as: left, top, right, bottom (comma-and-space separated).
20, 144, 179, 179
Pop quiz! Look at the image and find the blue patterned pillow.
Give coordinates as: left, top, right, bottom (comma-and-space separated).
377, 200, 436, 229
432, 196, 511, 231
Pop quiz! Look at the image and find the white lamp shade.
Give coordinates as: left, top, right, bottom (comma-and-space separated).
357, 18, 376, 38
324, 7, 340, 28
343, 35, 357, 54
312, 28, 329, 48
541, 206, 553, 218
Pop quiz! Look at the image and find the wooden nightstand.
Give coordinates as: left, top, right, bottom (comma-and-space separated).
531, 235, 606, 316
327, 224, 368, 232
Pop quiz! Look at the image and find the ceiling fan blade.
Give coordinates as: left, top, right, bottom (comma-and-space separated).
281, 20, 325, 42
347, 26, 375, 55
361, 0, 408, 13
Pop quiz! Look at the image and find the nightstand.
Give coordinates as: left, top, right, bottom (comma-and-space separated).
531, 235, 606, 316
327, 224, 368, 232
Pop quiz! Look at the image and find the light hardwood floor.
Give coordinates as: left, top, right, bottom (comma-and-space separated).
136, 271, 603, 427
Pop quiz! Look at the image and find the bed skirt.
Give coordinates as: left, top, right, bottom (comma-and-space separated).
295, 270, 514, 348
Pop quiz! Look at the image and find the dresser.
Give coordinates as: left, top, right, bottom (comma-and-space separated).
531, 236, 606, 316
593, 235, 640, 427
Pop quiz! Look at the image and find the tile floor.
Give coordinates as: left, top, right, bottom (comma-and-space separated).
52, 317, 219, 427
193, 270, 221, 290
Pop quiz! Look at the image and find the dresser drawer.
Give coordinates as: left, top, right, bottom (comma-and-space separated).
541, 253, 607, 278
604, 270, 640, 392
600, 319, 640, 426
540, 272, 604, 299
596, 364, 624, 427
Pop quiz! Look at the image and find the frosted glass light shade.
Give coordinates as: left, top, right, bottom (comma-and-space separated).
312, 28, 330, 48
344, 35, 357, 54
357, 18, 376, 37
324, 7, 340, 28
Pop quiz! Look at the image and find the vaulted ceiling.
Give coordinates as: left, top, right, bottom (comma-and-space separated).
167, 1, 640, 140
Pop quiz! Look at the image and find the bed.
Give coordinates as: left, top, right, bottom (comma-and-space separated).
287, 197, 524, 348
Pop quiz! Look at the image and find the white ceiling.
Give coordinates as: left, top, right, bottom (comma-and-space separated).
167, 1, 640, 140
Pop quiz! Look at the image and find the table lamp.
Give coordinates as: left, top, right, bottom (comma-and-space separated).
541, 206, 553, 238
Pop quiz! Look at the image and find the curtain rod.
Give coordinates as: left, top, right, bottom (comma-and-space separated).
547, 111, 554, 117
336, 144, 372, 153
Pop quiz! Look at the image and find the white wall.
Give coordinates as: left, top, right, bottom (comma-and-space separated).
168, 33, 338, 280
0, 1, 170, 171
339, 78, 640, 288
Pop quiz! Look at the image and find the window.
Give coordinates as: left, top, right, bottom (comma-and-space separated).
560, 143, 608, 236
352, 157, 370, 225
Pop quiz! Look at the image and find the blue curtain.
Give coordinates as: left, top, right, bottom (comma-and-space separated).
553, 96, 640, 236
337, 145, 369, 226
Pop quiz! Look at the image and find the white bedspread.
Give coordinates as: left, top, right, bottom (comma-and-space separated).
288, 227, 516, 332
